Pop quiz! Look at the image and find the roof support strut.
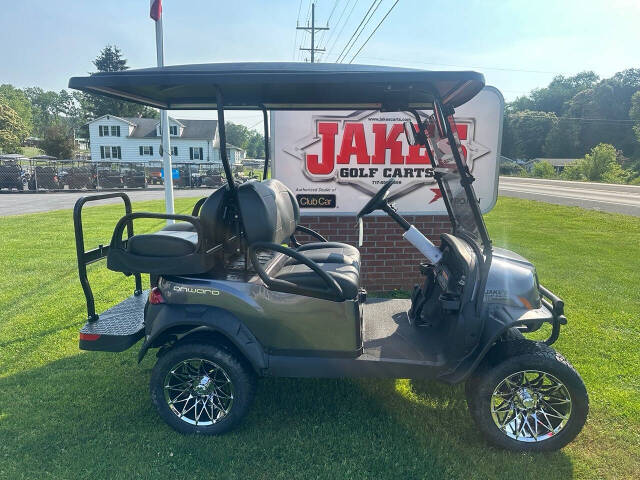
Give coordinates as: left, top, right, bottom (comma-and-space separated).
261, 105, 270, 179
215, 87, 236, 192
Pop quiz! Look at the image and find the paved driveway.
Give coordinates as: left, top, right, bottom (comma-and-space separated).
0, 188, 215, 216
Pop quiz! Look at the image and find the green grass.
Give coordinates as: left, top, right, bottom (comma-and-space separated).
0, 197, 638, 479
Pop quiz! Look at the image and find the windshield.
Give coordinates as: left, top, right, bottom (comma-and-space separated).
422, 112, 487, 249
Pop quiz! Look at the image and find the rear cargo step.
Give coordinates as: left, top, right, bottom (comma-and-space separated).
79, 291, 148, 352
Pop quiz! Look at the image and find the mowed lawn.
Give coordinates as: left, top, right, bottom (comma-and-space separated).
0, 196, 638, 480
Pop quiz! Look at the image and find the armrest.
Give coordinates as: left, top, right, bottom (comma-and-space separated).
192, 197, 207, 216
248, 241, 344, 301
110, 213, 204, 253
289, 225, 328, 247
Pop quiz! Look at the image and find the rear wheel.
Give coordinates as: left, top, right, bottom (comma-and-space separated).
465, 340, 588, 451
150, 342, 256, 435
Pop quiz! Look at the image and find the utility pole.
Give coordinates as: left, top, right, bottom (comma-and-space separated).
297, 2, 328, 62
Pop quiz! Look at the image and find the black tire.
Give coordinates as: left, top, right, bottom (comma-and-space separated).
465, 340, 588, 452
150, 342, 256, 435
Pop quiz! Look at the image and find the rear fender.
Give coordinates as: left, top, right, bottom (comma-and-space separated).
138, 304, 267, 372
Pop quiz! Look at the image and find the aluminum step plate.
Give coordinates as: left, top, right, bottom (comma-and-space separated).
81, 291, 147, 336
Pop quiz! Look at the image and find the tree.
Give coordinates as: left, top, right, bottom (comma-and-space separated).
580, 143, 618, 182
246, 132, 266, 158
80, 45, 158, 120
508, 72, 599, 116
532, 160, 556, 178
0, 84, 33, 133
561, 161, 585, 181
0, 103, 29, 153
502, 110, 557, 159
41, 123, 74, 159
630, 91, 640, 143
225, 122, 251, 149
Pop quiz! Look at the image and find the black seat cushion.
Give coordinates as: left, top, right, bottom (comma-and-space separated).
127, 230, 198, 257
274, 262, 360, 299
292, 242, 360, 267
161, 222, 196, 233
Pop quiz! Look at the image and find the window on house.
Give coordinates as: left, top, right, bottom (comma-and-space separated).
190, 147, 204, 160
159, 146, 178, 156
110, 125, 120, 137
99, 125, 110, 136
100, 146, 122, 159
139, 146, 154, 156
170, 125, 178, 135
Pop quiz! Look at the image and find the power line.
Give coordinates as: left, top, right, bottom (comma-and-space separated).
315, 0, 339, 59
335, 0, 381, 63
348, 0, 401, 64
507, 112, 636, 124
292, 0, 304, 60
325, 0, 359, 59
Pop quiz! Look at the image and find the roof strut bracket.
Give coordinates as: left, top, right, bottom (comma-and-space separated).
215, 86, 236, 193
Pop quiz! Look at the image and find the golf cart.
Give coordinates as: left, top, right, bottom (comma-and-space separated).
69, 63, 588, 451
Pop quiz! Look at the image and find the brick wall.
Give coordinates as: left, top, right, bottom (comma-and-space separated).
298, 215, 452, 292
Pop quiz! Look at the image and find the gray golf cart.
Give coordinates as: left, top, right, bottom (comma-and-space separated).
69, 63, 588, 452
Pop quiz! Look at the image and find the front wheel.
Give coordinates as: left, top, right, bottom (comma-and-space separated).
150, 342, 256, 435
465, 341, 588, 452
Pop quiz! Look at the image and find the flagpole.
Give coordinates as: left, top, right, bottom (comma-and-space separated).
155, 14, 175, 223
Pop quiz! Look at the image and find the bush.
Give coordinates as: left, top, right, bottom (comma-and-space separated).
562, 161, 585, 181
532, 160, 556, 178
581, 143, 617, 181
499, 159, 525, 176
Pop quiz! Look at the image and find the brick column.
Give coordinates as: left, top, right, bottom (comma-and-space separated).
297, 215, 452, 292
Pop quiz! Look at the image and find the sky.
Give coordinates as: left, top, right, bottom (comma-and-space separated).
1, 0, 638, 129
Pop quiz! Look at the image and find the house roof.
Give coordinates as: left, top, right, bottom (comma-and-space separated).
87, 114, 136, 126
226, 143, 244, 151
528, 158, 580, 167
121, 117, 218, 140
68, 62, 485, 110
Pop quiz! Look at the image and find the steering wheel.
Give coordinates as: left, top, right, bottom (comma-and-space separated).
357, 178, 395, 218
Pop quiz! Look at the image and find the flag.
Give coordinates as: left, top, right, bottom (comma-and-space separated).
150, 0, 162, 21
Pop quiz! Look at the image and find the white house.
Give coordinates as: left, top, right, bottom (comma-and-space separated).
88, 115, 243, 165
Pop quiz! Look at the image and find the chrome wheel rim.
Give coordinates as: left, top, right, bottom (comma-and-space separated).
491, 370, 571, 442
163, 358, 234, 426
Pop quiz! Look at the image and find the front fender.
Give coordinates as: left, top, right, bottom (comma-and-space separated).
138, 304, 267, 372
439, 303, 559, 384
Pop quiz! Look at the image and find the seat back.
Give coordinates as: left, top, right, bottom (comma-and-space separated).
237, 179, 299, 244
199, 185, 232, 245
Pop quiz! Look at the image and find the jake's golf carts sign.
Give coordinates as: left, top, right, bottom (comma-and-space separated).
272, 86, 504, 214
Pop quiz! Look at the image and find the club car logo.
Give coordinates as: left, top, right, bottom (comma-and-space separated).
173, 286, 220, 296
284, 110, 490, 201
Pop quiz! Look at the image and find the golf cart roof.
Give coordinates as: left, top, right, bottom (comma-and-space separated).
68, 62, 485, 110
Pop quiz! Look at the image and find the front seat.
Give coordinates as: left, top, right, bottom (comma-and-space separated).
238, 179, 361, 300
267, 180, 361, 268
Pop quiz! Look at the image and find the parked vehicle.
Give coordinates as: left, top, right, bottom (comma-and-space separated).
69, 63, 588, 451
28, 165, 59, 190
122, 167, 147, 189
96, 167, 124, 188
0, 161, 24, 190
147, 168, 164, 185
58, 162, 96, 190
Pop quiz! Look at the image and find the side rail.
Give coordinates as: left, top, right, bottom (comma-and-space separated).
73, 192, 142, 322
